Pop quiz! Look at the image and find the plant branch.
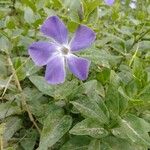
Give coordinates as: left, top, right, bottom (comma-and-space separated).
7, 54, 41, 134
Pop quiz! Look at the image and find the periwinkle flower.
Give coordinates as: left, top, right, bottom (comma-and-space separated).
28, 16, 95, 84
104, 0, 115, 5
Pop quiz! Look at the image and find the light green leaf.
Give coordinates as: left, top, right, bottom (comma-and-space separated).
24, 7, 34, 23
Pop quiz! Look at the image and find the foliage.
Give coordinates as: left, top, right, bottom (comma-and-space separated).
0, 0, 150, 149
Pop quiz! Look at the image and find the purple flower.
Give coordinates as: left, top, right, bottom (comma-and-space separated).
104, 0, 115, 5
28, 16, 95, 84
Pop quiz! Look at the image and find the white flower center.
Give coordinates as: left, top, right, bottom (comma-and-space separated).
61, 46, 69, 55
57, 44, 70, 56
56, 44, 71, 57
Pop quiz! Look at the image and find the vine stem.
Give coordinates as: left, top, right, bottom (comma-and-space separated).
129, 44, 139, 67
0, 136, 3, 150
7, 54, 41, 134
0, 57, 30, 99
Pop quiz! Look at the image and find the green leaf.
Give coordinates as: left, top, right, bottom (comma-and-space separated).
31, 101, 64, 124
70, 119, 108, 138
101, 136, 147, 150
20, 129, 38, 150
29, 75, 78, 99
105, 84, 128, 116
5, 16, 15, 29
60, 136, 91, 150
83, 80, 105, 98
88, 139, 101, 150
52, 0, 62, 8
136, 41, 150, 52
0, 36, 12, 52
3, 147, 16, 150
0, 78, 14, 91
138, 82, 150, 101
82, 81, 109, 119
71, 97, 109, 124
0, 55, 7, 77
97, 67, 111, 85
82, 0, 99, 21
80, 48, 122, 68
112, 114, 150, 147
38, 114, 72, 149
13, 57, 26, 81
13, 57, 40, 81
24, 7, 35, 24
132, 57, 147, 85
62, 0, 81, 22
141, 110, 150, 123
87, 7, 98, 25
21, 0, 36, 11
3, 117, 22, 141
0, 102, 22, 119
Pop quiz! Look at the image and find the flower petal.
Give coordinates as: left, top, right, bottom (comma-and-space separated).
70, 25, 96, 52
104, 0, 115, 5
40, 16, 68, 44
28, 41, 57, 66
67, 54, 90, 80
45, 55, 66, 84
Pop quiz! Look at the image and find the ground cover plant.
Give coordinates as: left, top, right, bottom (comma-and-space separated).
0, 0, 150, 149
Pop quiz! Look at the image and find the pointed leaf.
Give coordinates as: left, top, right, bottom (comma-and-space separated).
112, 114, 150, 147
38, 115, 72, 150
70, 119, 108, 138
60, 136, 91, 150
101, 136, 147, 150
3, 117, 22, 141
71, 97, 109, 124
88, 139, 101, 150
29, 76, 78, 99
0, 102, 22, 120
